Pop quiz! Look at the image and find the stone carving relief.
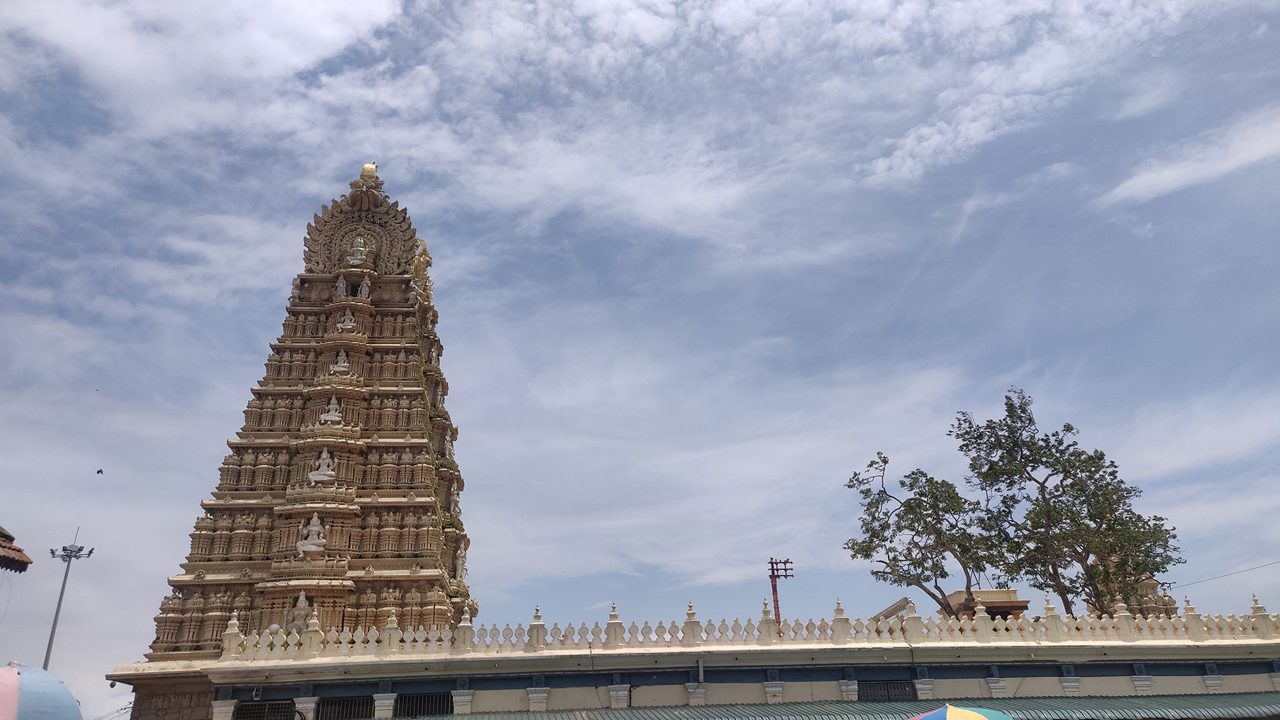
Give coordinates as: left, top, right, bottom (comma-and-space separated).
319, 396, 342, 424
296, 514, 327, 557
308, 449, 336, 485
331, 349, 350, 374
302, 166, 420, 275
346, 235, 370, 267
286, 592, 311, 633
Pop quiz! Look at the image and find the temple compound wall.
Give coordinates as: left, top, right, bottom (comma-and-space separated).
111, 598, 1280, 717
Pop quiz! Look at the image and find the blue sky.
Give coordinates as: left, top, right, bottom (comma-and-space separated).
1, 0, 1279, 715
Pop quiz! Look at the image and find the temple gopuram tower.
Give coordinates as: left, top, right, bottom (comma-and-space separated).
146, 164, 474, 662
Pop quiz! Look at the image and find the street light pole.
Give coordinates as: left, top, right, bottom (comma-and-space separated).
43, 529, 94, 670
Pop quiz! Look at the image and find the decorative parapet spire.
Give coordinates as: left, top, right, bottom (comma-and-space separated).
348, 162, 385, 211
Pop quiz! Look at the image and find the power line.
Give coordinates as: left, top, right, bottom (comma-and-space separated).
1170, 559, 1280, 590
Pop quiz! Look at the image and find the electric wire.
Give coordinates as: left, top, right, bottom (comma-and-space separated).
1169, 559, 1280, 589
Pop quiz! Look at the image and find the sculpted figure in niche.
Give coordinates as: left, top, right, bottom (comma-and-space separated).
308, 449, 337, 484
290, 277, 301, 302
286, 591, 311, 633
358, 277, 372, 299
296, 514, 327, 557
334, 277, 348, 299
346, 235, 369, 266
331, 349, 350, 374
337, 309, 357, 331
319, 396, 342, 423
455, 546, 467, 580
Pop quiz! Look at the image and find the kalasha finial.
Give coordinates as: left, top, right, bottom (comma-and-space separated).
348, 162, 385, 211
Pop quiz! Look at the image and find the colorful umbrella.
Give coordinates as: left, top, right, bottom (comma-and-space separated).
0, 663, 83, 720
907, 705, 1016, 720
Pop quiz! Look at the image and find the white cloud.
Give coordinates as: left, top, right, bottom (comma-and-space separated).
1101, 104, 1280, 204
1113, 70, 1185, 120
1104, 387, 1280, 481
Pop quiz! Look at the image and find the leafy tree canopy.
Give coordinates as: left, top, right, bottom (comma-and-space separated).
846, 388, 1182, 617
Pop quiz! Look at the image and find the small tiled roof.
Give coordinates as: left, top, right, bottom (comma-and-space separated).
448, 693, 1280, 720
0, 524, 33, 573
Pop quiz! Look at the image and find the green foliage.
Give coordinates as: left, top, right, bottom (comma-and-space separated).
844, 453, 998, 617
951, 388, 1182, 616
846, 388, 1183, 617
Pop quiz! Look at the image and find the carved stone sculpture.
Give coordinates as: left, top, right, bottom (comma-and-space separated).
334, 277, 348, 299
296, 514, 327, 557
337, 309, 357, 331
346, 235, 369, 266
286, 591, 311, 633
307, 449, 336, 485
358, 277, 372, 299
319, 396, 342, 424
331, 349, 350, 374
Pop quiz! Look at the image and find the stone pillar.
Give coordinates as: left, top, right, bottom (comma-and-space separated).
902, 602, 923, 644
763, 682, 784, 705
1251, 596, 1274, 640
830, 600, 851, 645
1184, 599, 1205, 642
685, 683, 706, 706
604, 604, 625, 646
372, 693, 396, 719
972, 606, 993, 643
681, 603, 703, 647
913, 679, 934, 700
526, 687, 549, 712
607, 684, 630, 709
1113, 603, 1136, 641
838, 680, 858, 701
526, 608, 547, 652
451, 690, 474, 715
757, 602, 777, 645
211, 699, 237, 720
1042, 599, 1065, 643
295, 697, 320, 720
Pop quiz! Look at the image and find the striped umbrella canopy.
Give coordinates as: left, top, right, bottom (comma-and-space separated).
908, 705, 1017, 720
0, 663, 83, 720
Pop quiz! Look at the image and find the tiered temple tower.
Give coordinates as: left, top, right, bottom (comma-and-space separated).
146, 164, 474, 661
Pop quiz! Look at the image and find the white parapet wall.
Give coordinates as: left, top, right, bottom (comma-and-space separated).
204, 597, 1278, 662
108, 597, 1280, 716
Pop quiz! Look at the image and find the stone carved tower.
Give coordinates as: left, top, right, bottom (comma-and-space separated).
146, 164, 474, 660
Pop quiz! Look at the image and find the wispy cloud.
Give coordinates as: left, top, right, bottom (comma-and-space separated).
1113, 70, 1185, 120
1101, 104, 1280, 204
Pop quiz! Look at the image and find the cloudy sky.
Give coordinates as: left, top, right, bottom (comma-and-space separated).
2, 0, 1279, 714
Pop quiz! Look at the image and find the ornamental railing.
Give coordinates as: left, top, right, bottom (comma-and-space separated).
218, 597, 1279, 662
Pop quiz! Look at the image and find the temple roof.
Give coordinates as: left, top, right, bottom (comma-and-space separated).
0, 524, 32, 573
